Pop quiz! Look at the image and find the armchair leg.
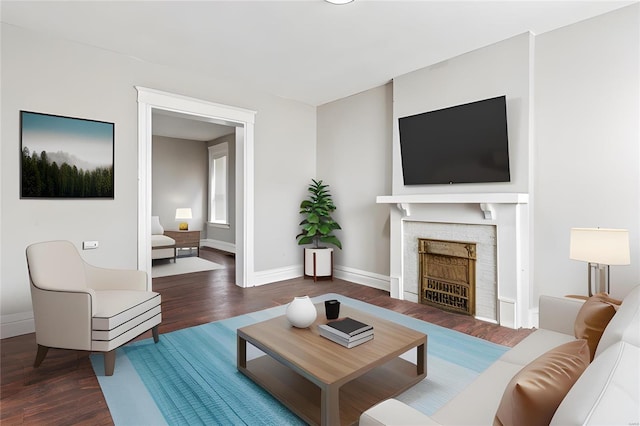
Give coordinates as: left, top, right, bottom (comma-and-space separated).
34, 344, 49, 368
104, 350, 116, 376
152, 325, 160, 343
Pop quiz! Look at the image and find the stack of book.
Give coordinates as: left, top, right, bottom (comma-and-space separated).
318, 317, 374, 348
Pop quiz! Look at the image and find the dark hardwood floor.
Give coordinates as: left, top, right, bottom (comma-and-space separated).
1, 247, 534, 425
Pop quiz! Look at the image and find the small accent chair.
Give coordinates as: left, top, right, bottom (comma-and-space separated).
26, 240, 161, 376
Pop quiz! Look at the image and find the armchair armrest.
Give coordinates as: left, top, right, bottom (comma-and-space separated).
30, 285, 96, 350
539, 295, 585, 335
84, 263, 149, 291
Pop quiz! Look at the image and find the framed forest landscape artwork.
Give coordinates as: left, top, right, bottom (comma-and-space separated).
20, 111, 114, 199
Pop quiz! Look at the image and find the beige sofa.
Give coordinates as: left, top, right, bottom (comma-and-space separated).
361, 285, 640, 425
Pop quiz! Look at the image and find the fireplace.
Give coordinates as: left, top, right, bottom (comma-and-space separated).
404, 221, 496, 321
419, 239, 476, 316
376, 193, 531, 329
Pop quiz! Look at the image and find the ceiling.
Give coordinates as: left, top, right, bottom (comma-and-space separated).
2, 0, 635, 139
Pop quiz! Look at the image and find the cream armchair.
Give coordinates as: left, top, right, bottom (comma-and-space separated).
26, 240, 161, 376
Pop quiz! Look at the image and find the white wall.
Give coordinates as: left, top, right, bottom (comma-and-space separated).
392, 32, 533, 196
152, 136, 208, 232
317, 84, 393, 287
534, 4, 640, 299
252, 99, 316, 273
0, 23, 316, 335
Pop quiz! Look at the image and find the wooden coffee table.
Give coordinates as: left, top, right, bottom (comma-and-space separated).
237, 304, 427, 426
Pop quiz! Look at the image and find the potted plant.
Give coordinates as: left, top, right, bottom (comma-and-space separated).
296, 179, 342, 281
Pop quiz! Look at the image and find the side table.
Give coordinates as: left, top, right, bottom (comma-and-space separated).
164, 230, 201, 257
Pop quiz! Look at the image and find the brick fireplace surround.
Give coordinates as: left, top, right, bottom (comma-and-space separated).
377, 193, 531, 329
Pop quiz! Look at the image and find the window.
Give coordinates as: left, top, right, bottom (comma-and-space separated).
208, 142, 228, 225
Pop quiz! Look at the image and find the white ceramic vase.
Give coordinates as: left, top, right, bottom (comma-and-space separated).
285, 296, 317, 328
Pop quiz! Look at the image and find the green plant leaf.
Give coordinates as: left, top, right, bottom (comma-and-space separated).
297, 235, 314, 245
303, 223, 317, 234
296, 178, 342, 249
320, 235, 342, 250
318, 223, 331, 235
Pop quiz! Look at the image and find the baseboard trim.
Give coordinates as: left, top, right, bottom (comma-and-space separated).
1, 311, 35, 339
498, 297, 516, 329
529, 307, 540, 329
251, 264, 391, 292
252, 265, 302, 286
201, 239, 236, 254
334, 265, 390, 292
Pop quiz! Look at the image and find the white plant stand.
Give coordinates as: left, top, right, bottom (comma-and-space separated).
304, 248, 333, 282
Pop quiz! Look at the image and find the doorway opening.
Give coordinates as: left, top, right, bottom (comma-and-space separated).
136, 87, 256, 287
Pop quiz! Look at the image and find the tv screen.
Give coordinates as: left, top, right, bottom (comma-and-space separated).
398, 95, 510, 185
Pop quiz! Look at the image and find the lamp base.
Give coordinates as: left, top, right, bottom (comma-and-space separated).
587, 262, 609, 296
178, 222, 189, 231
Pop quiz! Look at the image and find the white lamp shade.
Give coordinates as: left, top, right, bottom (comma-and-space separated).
175, 208, 193, 220
569, 228, 630, 265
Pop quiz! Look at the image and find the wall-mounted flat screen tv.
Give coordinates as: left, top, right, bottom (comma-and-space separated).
398, 95, 510, 185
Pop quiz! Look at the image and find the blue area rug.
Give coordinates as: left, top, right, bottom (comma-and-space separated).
91, 294, 508, 425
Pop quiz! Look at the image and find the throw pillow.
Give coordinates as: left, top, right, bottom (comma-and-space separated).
574, 293, 618, 361
591, 292, 622, 306
493, 339, 590, 426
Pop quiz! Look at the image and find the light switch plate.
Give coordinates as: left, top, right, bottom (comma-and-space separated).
83, 241, 99, 250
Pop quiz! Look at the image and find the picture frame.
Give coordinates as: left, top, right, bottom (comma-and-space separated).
20, 111, 115, 199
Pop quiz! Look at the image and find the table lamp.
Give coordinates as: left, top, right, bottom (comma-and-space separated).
175, 208, 192, 230
569, 228, 630, 296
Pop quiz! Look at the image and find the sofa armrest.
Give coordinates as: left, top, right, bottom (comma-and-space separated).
30, 285, 95, 350
551, 341, 640, 425
84, 263, 149, 291
539, 295, 584, 335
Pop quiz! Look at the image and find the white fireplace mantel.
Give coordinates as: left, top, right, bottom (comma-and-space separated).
376, 193, 529, 204
376, 193, 528, 220
377, 192, 531, 329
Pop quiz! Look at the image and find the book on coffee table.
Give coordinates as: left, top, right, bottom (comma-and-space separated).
318, 324, 374, 341
318, 327, 374, 348
320, 317, 373, 339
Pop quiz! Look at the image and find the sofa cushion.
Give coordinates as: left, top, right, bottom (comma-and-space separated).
574, 293, 618, 361
595, 285, 640, 357
360, 399, 440, 426
499, 328, 575, 366
551, 341, 640, 425
151, 234, 175, 248
431, 360, 524, 426
494, 339, 590, 426
92, 290, 161, 330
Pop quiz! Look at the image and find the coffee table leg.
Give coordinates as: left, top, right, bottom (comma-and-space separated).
321, 384, 340, 426
237, 335, 247, 370
417, 342, 426, 376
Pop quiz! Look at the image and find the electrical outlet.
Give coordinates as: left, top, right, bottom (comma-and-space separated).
83, 241, 99, 250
